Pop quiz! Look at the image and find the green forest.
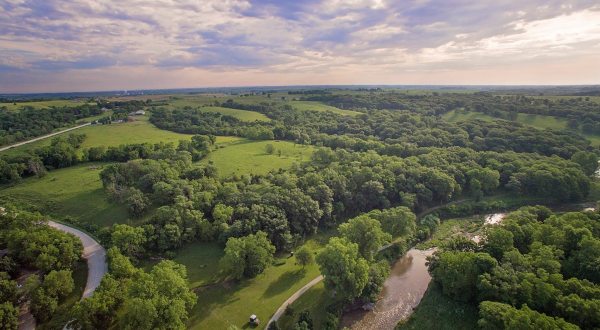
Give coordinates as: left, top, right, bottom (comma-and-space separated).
1, 88, 599, 330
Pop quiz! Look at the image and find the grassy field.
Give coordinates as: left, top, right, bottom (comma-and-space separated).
0, 99, 91, 111
142, 242, 224, 288
290, 101, 362, 116
187, 233, 330, 329
1, 116, 216, 157
0, 163, 130, 228
396, 283, 479, 330
199, 106, 270, 122
442, 109, 600, 145
202, 140, 316, 177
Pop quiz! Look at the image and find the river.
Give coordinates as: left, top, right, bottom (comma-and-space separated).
341, 212, 507, 329
340, 248, 436, 330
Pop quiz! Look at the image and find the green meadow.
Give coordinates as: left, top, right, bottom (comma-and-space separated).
3, 116, 198, 157
201, 140, 316, 177
199, 106, 270, 122
187, 233, 330, 329
290, 100, 362, 116
0, 163, 130, 228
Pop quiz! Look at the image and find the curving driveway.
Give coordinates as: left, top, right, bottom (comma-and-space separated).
48, 221, 107, 298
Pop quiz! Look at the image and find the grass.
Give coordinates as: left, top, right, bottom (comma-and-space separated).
0, 163, 130, 228
38, 260, 88, 330
199, 106, 270, 122
201, 140, 316, 177
276, 281, 335, 329
141, 242, 225, 288
396, 283, 479, 330
442, 109, 600, 145
290, 101, 362, 116
0, 99, 91, 111
416, 215, 484, 249
187, 233, 331, 329
2, 116, 222, 157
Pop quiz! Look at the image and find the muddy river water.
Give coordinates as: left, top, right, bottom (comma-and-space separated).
341, 213, 507, 329
341, 248, 436, 330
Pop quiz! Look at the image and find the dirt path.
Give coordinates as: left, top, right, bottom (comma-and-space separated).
264, 275, 324, 329
0, 123, 90, 152
48, 221, 107, 298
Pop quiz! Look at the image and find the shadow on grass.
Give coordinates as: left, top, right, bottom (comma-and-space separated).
262, 268, 306, 299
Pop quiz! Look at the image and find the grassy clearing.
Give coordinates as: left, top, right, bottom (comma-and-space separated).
290, 101, 362, 116
2, 116, 215, 157
396, 283, 479, 330
187, 233, 331, 329
141, 242, 225, 288
202, 140, 316, 177
199, 106, 270, 122
442, 109, 600, 145
0, 99, 91, 111
0, 163, 130, 228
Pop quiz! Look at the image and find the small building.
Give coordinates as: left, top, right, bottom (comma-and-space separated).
128, 110, 146, 116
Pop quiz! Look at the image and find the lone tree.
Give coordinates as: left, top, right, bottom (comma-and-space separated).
295, 248, 313, 268
265, 144, 275, 154
220, 231, 276, 279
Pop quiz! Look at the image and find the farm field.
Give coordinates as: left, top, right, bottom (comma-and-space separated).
201, 140, 316, 177
0, 99, 91, 111
290, 100, 362, 116
0, 163, 130, 228
187, 233, 330, 329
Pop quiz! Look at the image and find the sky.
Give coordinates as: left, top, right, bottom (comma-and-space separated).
1, 0, 600, 93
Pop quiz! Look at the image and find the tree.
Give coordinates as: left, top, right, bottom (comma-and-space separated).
125, 188, 149, 217
482, 227, 514, 260
295, 248, 313, 268
360, 260, 390, 302
316, 237, 369, 301
220, 231, 275, 279
338, 215, 391, 260
428, 251, 497, 302
0, 302, 18, 330
571, 151, 598, 176
478, 301, 578, 330
111, 224, 147, 257
120, 261, 196, 330
265, 144, 275, 154
72, 275, 124, 330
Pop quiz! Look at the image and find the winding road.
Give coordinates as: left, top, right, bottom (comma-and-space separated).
18, 222, 107, 330
0, 123, 90, 152
48, 221, 107, 298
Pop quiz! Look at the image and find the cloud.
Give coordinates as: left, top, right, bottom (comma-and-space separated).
0, 0, 599, 92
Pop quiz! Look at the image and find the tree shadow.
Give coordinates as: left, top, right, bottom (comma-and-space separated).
262, 268, 306, 298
